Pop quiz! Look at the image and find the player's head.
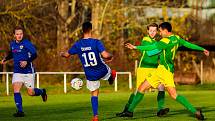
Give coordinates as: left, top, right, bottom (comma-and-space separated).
13, 26, 24, 41
82, 21, 92, 34
159, 22, 172, 37
147, 23, 158, 38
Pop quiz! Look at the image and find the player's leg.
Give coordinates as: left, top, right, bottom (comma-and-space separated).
91, 89, 99, 121
118, 80, 152, 117
12, 73, 25, 117
128, 80, 151, 112
101, 66, 116, 85
24, 74, 47, 102
87, 80, 100, 121
107, 69, 116, 85
116, 92, 135, 116
157, 84, 169, 117
116, 68, 144, 116
13, 82, 24, 117
118, 68, 161, 117
27, 88, 47, 101
158, 65, 204, 120
127, 67, 147, 112
166, 87, 204, 120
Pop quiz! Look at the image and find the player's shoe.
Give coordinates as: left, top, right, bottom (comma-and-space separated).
41, 89, 47, 102
13, 111, 25, 117
116, 106, 129, 116
108, 70, 116, 85
157, 108, 170, 117
116, 111, 125, 117
91, 115, 99, 121
195, 109, 205, 120
116, 111, 133, 117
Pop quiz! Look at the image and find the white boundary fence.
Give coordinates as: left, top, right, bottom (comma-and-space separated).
0, 72, 132, 95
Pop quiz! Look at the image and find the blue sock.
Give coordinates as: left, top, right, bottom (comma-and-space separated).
34, 88, 43, 96
91, 96, 98, 116
14, 93, 23, 112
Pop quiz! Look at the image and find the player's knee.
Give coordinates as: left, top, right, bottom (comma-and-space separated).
158, 84, 165, 91
13, 88, 20, 93
91, 89, 99, 96
12, 82, 22, 92
27, 89, 34, 96
138, 81, 151, 92
169, 93, 177, 100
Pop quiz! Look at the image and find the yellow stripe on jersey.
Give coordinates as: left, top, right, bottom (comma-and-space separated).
169, 34, 180, 39
175, 35, 180, 39
160, 38, 170, 44
142, 37, 152, 42
138, 51, 145, 67
163, 50, 170, 71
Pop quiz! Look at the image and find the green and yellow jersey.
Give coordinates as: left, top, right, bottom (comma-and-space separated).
138, 36, 159, 68
136, 34, 205, 73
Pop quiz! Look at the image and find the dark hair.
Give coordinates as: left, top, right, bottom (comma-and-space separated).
13, 26, 31, 40
159, 22, 172, 32
13, 26, 24, 34
82, 21, 92, 33
147, 23, 158, 30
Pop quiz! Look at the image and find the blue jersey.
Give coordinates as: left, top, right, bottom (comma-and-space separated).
68, 38, 109, 81
10, 39, 37, 74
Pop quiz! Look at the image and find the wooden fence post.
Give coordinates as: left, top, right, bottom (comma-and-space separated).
200, 60, 203, 84
192, 60, 204, 84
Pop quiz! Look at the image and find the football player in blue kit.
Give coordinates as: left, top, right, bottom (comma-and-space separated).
61, 22, 116, 121
1, 26, 47, 117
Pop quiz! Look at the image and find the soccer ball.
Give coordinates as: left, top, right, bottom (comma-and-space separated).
71, 78, 83, 90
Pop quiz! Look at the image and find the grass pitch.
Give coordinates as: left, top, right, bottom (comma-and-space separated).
0, 90, 215, 121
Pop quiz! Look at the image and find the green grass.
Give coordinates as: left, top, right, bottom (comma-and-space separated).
0, 90, 215, 121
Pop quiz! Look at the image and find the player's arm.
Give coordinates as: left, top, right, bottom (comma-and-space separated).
101, 51, 113, 62
126, 39, 169, 51
96, 40, 113, 62
179, 39, 209, 56
25, 42, 37, 62
1, 50, 13, 64
146, 49, 162, 56
61, 43, 77, 58
180, 38, 204, 51
141, 39, 161, 56
19, 41, 37, 68
60, 52, 71, 58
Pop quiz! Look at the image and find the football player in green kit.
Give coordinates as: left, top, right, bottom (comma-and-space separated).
121, 22, 209, 120
116, 23, 169, 117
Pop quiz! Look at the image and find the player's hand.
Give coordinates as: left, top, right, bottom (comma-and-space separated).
20, 61, 27, 68
104, 57, 113, 63
60, 52, 71, 58
1, 59, 6, 64
60, 52, 65, 57
125, 43, 136, 49
203, 49, 209, 56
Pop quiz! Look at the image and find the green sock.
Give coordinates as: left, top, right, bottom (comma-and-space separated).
157, 91, 165, 111
128, 91, 144, 112
176, 95, 197, 114
124, 93, 135, 111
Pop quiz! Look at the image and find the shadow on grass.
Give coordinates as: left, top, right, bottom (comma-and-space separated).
0, 103, 91, 121
102, 106, 215, 121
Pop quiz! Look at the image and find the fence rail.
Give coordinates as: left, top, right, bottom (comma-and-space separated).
0, 72, 132, 95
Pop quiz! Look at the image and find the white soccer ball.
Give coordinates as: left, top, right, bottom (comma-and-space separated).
71, 78, 83, 90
